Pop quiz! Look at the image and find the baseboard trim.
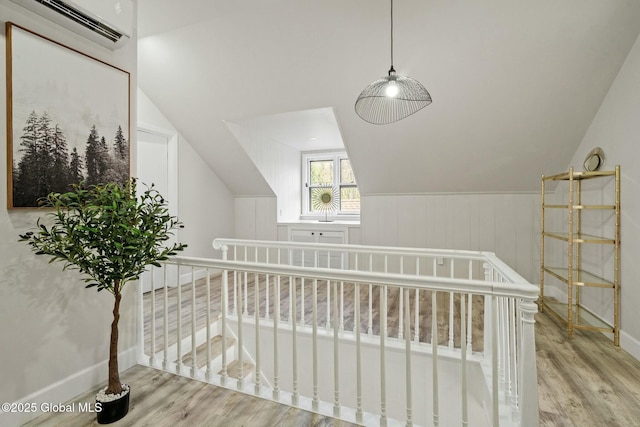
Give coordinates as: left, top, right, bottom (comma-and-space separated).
620, 330, 640, 361
0, 346, 137, 426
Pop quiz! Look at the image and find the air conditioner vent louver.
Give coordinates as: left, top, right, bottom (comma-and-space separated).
35, 0, 122, 43
9, 0, 132, 50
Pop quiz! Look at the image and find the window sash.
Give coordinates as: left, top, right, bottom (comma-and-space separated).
302, 152, 359, 217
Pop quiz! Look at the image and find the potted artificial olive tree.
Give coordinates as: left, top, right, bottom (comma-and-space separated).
19, 179, 186, 424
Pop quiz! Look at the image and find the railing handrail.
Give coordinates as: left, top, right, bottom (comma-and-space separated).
482, 251, 530, 285
165, 255, 540, 301
213, 237, 489, 260
212, 238, 534, 286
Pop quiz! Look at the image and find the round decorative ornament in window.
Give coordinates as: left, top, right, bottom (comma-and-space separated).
312, 186, 339, 222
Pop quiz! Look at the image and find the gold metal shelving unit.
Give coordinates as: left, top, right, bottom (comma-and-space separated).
540, 166, 620, 345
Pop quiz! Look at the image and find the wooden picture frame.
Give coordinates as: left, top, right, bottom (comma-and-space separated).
6, 23, 130, 209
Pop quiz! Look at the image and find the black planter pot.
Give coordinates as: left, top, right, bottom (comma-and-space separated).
96, 385, 130, 424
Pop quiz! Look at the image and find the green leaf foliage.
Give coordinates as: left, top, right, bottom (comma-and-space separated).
18, 179, 187, 296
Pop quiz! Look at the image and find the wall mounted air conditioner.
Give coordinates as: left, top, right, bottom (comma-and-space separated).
9, 0, 133, 50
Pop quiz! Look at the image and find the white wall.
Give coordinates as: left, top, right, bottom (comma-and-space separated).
361, 193, 539, 284
235, 322, 489, 427
554, 32, 640, 358
234, 197, 278, 241
138, 89, 235, 258
225, 121, 300, 222
0, 2, 137, 424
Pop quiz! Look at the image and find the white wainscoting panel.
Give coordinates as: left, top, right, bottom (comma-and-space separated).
361, 193, 539, 283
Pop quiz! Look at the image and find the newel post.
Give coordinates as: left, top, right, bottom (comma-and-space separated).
519, 298, 539, 427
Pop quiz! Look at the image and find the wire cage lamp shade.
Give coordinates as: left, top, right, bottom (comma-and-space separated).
355, 70, 432, 125
355, 0, 432, 125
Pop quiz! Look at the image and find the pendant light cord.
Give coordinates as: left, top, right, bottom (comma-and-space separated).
389, 0, 395, 75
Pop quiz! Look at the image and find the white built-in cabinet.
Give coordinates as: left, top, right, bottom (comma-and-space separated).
285, 224, 353, 268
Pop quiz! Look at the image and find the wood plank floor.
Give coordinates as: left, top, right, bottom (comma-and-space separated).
143, 273, 485, 355
24, 309, 640, 427
535, 310, 640, 427
22, 365, 358, 427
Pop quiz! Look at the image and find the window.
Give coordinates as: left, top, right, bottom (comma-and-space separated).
302, 152, 360, 218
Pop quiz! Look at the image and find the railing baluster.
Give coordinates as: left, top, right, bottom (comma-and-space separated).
254, 272, 259, 318
404, 287, 413, 427
468, 260, 473, 352
461, 293, 468, 427
253, 246, 259, 318
432, 290, 439, 427
340, 253, 345, 333
448, 291, 454, 348
399, 257, 404, 339
333, 280, 341, 417
380, 284, 388, 427
243, 268, 249, 318
354, 254, 360, 335
499, 297, 507, 390
237, 268, 244, 390
176, 265, 182, 373
289, 274, 293, 325
449, 260, 455, 349
467, 294, 473, 352
205, 271, 212, 381
255, 273, 261, 395
339, 280, 345, 333
509, 298, 519, 420
221, 266, 229, 385
355, 282, 363, 424
414, 258, 420, 343
368, 254, 373, 335
504, 297, 512, 406
312, 278, 319, 411
163, 264, 169, 370
492, 295, 500, 427
292, 276, 299, 405
150, 267, 156, 367
301, 277, 305, 327
232, 246, 237, 315
273, 273, 280, 400
190, 267, 197, 378
414, 289, 420, 343
265, 249, 270, 321
514, 298, 522, 421
326, 279, 331, 331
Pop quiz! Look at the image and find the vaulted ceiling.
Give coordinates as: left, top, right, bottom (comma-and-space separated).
137, 0, 640, 196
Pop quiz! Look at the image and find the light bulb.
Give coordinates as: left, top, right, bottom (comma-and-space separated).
385, 81, 398, 97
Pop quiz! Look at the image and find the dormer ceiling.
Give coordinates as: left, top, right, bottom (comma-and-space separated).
137, 0, 640, 196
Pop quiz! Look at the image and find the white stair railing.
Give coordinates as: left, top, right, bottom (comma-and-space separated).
137, 238, 539, 427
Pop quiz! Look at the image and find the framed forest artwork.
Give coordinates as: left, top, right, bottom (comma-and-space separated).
6, 23, 130, 208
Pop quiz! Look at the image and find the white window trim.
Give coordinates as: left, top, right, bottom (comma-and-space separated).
301, 151, 360, 221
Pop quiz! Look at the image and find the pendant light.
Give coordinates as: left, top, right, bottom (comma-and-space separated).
355, 0, 432, 125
